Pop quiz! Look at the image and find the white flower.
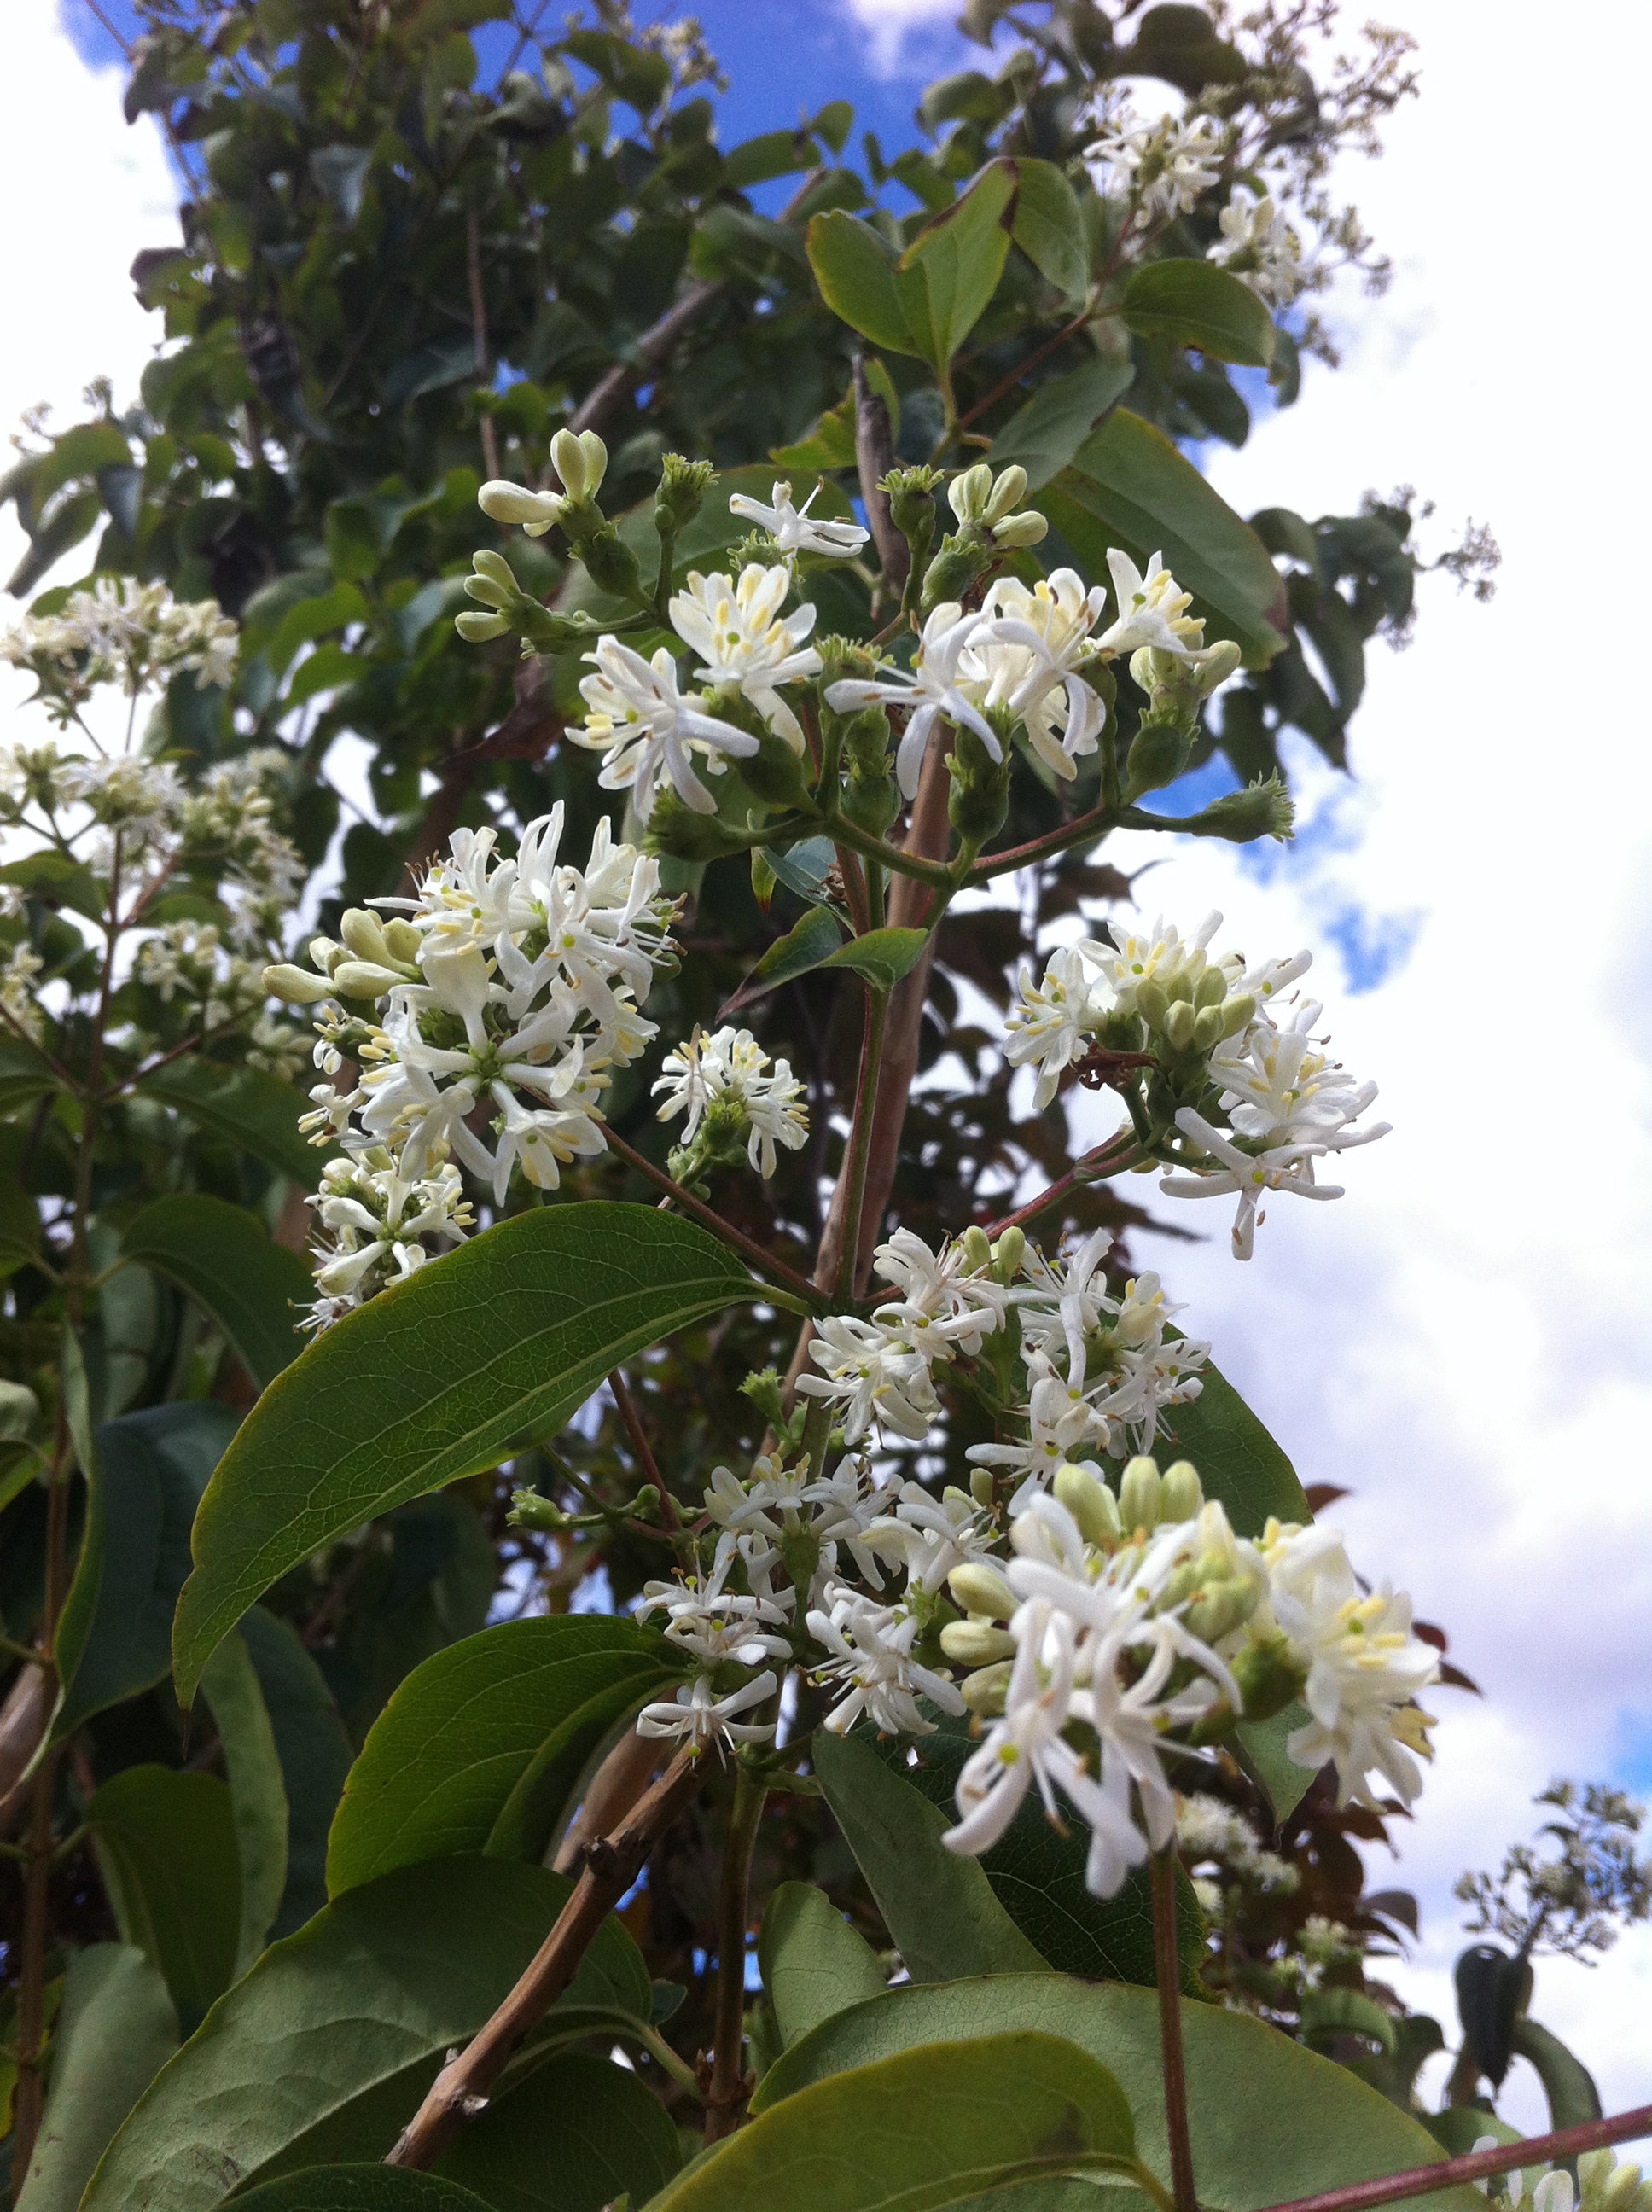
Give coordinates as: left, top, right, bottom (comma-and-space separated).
1096, 551, 1206, 660
807, 1583, 964, 1737
1259, 1521, 1438, 1810
304, 1155, 474, 1327
638, 1571, 792, 1666
796, 1313, 940, 1445
727, 479, 870, 560
942, 1601, 1116, 1856
970, 570, 1109, 782
636, 1669, 779, 1752
0, 944, 45, 1043
1085, 108, 1224, 226
1003, 944, 1103, 1109
824, 602, 1003, 800
668, 562, 823, 749
1208, 186, 1305, 308
572, 637, 759, 818
870, 1229, 1011, 1359
967, 1368, 1119, 1503
653, 1023, 808, 1178
868, 1482, 997, 1595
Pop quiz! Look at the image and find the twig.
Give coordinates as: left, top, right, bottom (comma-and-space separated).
608, 1367, 681, 1533
706, 1767, 766, 2142
551, 1727, 664, 1876
984, 1132, 1142, 1238
1256, 2105, 1652, 2212
602, 1126, 825, 1309
1151, 1846, 1198, 2212
853, 358, 908, 610
835, 985, 888, 1304
385, 1747, 703, 2169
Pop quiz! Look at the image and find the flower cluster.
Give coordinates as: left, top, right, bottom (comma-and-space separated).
1208, 186, 1306, 308
1, 577, 236, 718
653, 1022, 808, 1180
1478, 2146, 1652, 2212
1007, 911, 1388, 1257
265, 806, 683, 1324
1085, 105, 1225, 226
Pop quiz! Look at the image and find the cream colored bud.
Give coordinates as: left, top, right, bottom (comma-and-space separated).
961, 1659, 1013, 1717
1194, 967, 1227, 1010
1119, 1454, 1162, 1533
1195, 638, 1242, 694
1162, 998, 1197, 1051
381, 919, 423, 963
1219, 991, 1255, 1040
960, 1225, 992, 1272
991, 509, 1049, 548
992, 1225, 1025, 1281
263, 963, 335, 1006
309, 935, 345, 975
1185, 1576, 1258, 1644
1055, 1462, 1121, 1548
471, 548, 517, 592
478, 479, 563, 527
456, 610, 509, 642
340, 908, 391, 963
550, 427, 607, 502
940, 1620, 1017, 1666
969, 1466, 997, 1511
948, 463, 993, 525
331, 960, 404, 1000
983, 465, 1029, 525
1136, 978, 1169, 1029
463, 575, 515, 611
1191, 1004, 1224, 1053
1160, 1460, 1204, 1520
947, 1561, 1015, 1622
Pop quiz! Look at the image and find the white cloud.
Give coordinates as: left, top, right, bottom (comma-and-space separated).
837, 0, 962, 77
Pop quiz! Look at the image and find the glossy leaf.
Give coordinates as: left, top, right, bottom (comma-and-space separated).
806, 212, 919, 356
239, 1606, 357, 1937
89, 1767, 242, 2029
822, 927, 929, 992
1511, 2017, 1602, 2130
121, 1194, 310, 1391
53, 1400, 240, 1740
172, 1202, 753, 1703
1040, 409, 1288, 665
201, 1627, 290, 1974
1234, 1701, 1317, 1824
137, 1056, 322, 1186
721, 903, 846, 1017
857, 1709, 1206, 1990
754, 1975, 1488, 2212
762, 835, 841, 906
812, 1731, 1045, 1983
230, 2170, 496, 2212
988, 358, 1137, 490
0, 1035, 59, 1115
326, 1613, 682, 1895
13, 1946, 177, 2212
439, 2050, 682, 2212
897, 164, 1018, 371
654, 2031, 1136, 2211
1121, 258, 1277, 367
83, 1857, 653, 2212
1009, 157, 1089, 301
759, 1881, 887, 2048
1160, 1359, 1311, 1532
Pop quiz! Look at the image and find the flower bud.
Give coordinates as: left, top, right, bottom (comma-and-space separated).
741, 727, 817, 810
992, 1225, 1025, 1282
1220, 991, 1254, 1039
478, 480, 565, 533
1160, 1459, 1205, 1521
463, 573, 515, 611
947, 1561, 1015, 1621
263, 962, 335, 1005
1184, 1575, 1259, 1645
471, 548, 518, 593
309, 935, 345, 975
982, 464, 1028, 525
1191, 1004, 1224, 1053
1194, 638, 1242, 694
940, 1620, 1017, 1666
340, 908, 392, 963
1187, 774, 1297, 846
991, 509, 1049, 548
656, 452, 715, 530
1136, 978, 1169, 1030
881, 464, 939, 540
947, 463, 993, 525
960, 1658, 1012, 1717
920, 534, 996, 614
331, 959, 404, 1000
947, 726, 1011, 846
1194, 967, 1227, 1010
456, 610, 509, 642
550, 427, 608, 503
381, 919, 423, 964
1124, 717, 1193, 801
960, 1225, 992, 1273
1161, 998, 1197, 1052
969, 1465, 997, 1511
578, 524, 645, 604
1229, 1628, 1309, 1723
1119, 1454, 1162, 1533
1055, 1462, 1121, 1548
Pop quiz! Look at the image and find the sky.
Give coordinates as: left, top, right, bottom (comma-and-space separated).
10, 0, 1652, 2122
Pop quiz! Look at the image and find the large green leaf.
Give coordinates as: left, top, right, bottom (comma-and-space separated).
88, 1767, 242, 2030
805, 212, 915, 354
83, 1857, 653, 2212
53, 1400, 240, 1740
172, 1202, 753, 1703
753, 1976, 1488, 2212
201, 1627, 291, 1975
1040, 409, 1288, 665
1120, 259, 1277, 368
230, 2172, 496, 2212
1159, 1359, 1310, 1534
857, 1709, 1205, 1990
439, 2050, 681, 2212
137, 1056, 323, 1186
121, 1194, 311, 1390
1009, 157, 1089, 302
722, 904, 845, 1016
651, 2032, 1137, 2212
897, 164, 1018, 372
13, 1946, 177, 2212
812, 1731, 1045, 1983
987, 358, 1137, 492
239, 1606, 356, 1937
327, 1614, 683, 1896
759, 1881, 888, 2048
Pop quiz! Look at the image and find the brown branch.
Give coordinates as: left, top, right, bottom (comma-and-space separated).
551, 1726, 664, 1876
608, 1366, 680, 1533
1258, 2105, 1652, 2212
466, 207, 501, 484
602, 1126, 823, 1308
386, 1747, 703, 2169
984, 1132, 1142, 1240
853, 358, 908, 612
1151, 1847, 1198, 2212
706, 1768, 765, 2142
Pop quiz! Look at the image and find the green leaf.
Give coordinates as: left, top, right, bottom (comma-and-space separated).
13, 1946, 178, 2212
822, 926, 929, 992
1423, 2110, 1520, 2158
1233, 1701, 1316, 1823
806, 212, 916, 356
264, 583, 369, 682
53, 1400, 240, 1740
762, 835, 841, 906
327, 1614, 683, 1896
89, 1767, 242, 2030
652, 2031, 1137, 2212
754, 1976, 1489, 2212
1009, 157, 1089, 301
858, 1709, 1205, 1990
137, 1056, 322, 1186
759, 1882, 887, 2048
897, 162, 1017, 371
720, 904, 846, 1017
812, 1731, 1046, 1983
439, 2050, 682, 2212
0, 1034, 59, 1115
1040, 408, 1288, 666
324, 496, 385, 581
0, 850, 106, 922
239, 1607, 356, 1938
988, 358, 1137, 491
172, 1202, 753, 1703
1511, 2017, 1603, 2130
724, 126, 817, 189
1300, 1987, 1398, 2056
224, 2169, 497, 2212
1121, 259, 1277, 367
285, 641, 372, 707
1159, 1358, 1310, 1534
121, 1194, 311, 1391
201, 1628, 290, 1975
84, 1858, 652, 2212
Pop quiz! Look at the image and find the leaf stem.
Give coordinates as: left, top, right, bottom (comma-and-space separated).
706, 1764, 767, 2143
1151, 1844, 1199, 2212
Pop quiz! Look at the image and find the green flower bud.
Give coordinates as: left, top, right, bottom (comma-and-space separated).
331, 959, 404, 1000
643, 783, 751, 863
1184, 1575, 1259, 1645
1055, 1462, 1122, 1548
969, 1465, 997, 1511
1124, 717, 1194, 801
741, 727, 817, 810
1119, 1454, 1162, 1533
1136, 978, 1170, 1030
991, 509, 1049, 548
992, 1225, 1025, 1282
940, 1620, 1017, 1666
1191, 1004, 1224, 1053
463, 574, 515, 611
921, 533, 995, 614
947, 726, 1011, 846
340, 907, 391, 963
578, 524, 644, 603
550, 426, 607, 503
1229, 1628, 1309, 1724
881, 464, 939, 540
1187, 773, 1297, 846
982, 464, 1028, 525
948, 1561, 1015, 1621
1160, 1459, 1205, 1521
381, 919, 423, 964
656, 452, 715, 530
960, 1225, 992, 1273
478, 479, 565, 530
961, 1658, 1013, 1717
843, 765, 901, 836
471, 548, 518, 593
263, 962, 335, 1006
309, 935, 345, 975
1194, 967, 1228, 1010
456, 609, 509, 642
1195, 638, 1242, 694
948, 463, 993, 525
1161, 998, 1197, 1052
